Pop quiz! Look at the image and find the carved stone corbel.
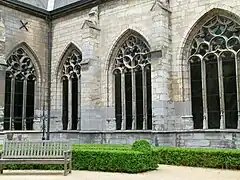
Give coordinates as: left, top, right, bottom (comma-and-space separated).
150, 0, 171, 13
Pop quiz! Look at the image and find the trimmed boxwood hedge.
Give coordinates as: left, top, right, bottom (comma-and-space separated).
154, 146, 240, 170
1, 142, 240, 171
132, 139, 152, 152
0, 147, 158, 173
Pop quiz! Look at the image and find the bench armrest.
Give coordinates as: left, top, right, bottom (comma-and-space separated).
64, 150, 72, 159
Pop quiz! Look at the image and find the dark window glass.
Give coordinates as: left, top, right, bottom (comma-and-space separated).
125, 71, 132, 130
190, 61, 203, 129
222, 52, 238, 128
146, 67, 152, 130
135, 70, 143, 130
26, 79, 35, 130
115, 73, 122, 130
62, 79, 68, 130
72, 77, 78, 130
14, 78, 23, 130
206, 57, 220, 129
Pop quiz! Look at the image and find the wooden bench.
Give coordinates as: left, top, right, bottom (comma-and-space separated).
0, 140, 72, 176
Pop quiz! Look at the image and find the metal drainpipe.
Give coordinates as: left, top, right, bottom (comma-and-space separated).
46, 16, 52, 140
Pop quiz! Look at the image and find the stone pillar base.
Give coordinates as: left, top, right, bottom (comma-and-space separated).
0, 122, 3, 131
181, 115, 193, 130
33, 120, 42, 131
106, 118, 116, 130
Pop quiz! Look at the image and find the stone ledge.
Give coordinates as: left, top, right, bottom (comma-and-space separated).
1, 129, 240, 135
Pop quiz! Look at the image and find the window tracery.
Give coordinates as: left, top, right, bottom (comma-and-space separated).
189, 15, 240, 129
4, 47, 36, 130
61, 48, 82, 130
113, 34, 152, 130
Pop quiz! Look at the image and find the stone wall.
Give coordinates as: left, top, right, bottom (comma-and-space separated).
1, 0, 240, 134
100, 0, 174, 131
170, 0, 240, 101
0, 130, 240, 149
0, 5, 49, 130
50, 0, 185, 131
169, 0, 240, 130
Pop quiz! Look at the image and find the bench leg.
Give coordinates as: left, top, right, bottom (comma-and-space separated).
0, 165, 3, 174
69, 161, 72, 173
64, 162, 67, 176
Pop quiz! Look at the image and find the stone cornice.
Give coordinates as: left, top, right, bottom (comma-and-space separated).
0, 0, 49, 19
1, 0, 109, 20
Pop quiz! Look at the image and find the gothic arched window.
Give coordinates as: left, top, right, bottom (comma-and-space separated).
189, 15, 240, 129
62, 48, 82, 130
113, 34, 152, 130
4, 47, 36, 130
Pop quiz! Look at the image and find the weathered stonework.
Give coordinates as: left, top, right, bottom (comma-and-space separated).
1, 130, 240, 149
0, 0, 240, 148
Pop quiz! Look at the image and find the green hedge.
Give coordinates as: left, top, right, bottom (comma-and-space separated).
132, 139, 152, 152
1, 148, 158, 173
154, 146, 240, 170
2, 142, 240, 171
73, 144, 131, 151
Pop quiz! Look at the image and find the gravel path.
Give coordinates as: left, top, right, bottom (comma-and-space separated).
0, 165, 240, 180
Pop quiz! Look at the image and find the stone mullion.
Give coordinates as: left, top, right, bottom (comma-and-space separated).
142, 67, 147, 130
33, 80, 38, 130
201, 60, 208, 129
131, 68, 136, 130
218, 57, 225, 129
236, 53, 240, 129
77, 76, 81, 130
68, 77, 72, 130
60, 78, 63, 130
121, 72, 126, 130
21, 79, 27, 130
9, 78, 15, 130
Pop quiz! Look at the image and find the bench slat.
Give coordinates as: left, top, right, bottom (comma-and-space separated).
2, 140, 71, 159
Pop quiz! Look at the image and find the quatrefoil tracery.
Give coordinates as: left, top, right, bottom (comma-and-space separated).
62, 50, 82, 80
189, 15, 240, 61
113, 35, 151, 74
6, 48, 36, 80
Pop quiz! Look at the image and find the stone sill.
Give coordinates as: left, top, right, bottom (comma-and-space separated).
1, 129, 240, 135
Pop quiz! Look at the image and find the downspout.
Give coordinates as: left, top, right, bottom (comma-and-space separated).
46, 16, 52, 140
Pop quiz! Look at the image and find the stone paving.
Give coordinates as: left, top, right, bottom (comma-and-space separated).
0, 165, 240, 180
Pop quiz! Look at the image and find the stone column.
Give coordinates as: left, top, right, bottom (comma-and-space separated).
80, 6, 101, 130
142, 68, 147, 130
68, 78, 72, 130
21, 79, 27, 130
121, 72, 126, 130
150, 0, 171, 130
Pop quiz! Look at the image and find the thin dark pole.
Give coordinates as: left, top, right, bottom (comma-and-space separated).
47, 17, 52, 140
42, 101, 46, 140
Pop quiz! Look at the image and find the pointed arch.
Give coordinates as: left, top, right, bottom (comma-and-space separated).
181, 8, 240, 130
57, 42, 82, 131
6, 42, 42, 82
56, 42, 82, 80
181, 8, 240, 64
106, 28, 151, 73
4, 42, 41, 131
106, 28, 152, 130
